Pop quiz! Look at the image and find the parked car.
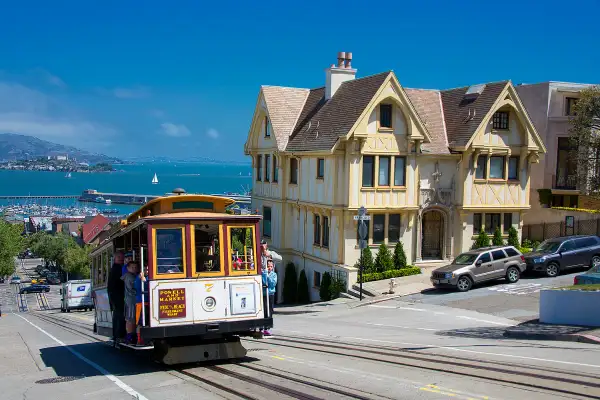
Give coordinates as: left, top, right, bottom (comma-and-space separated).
431, 246, 526, 292
0, 277, 4, 283
46, 274, 61, 285
10, 276, 21, 285
524, 235, 600, 277
19, 284, 50, 294
573, 262, 600, 285
31, 277, 47, 284
39, 269, 51, 277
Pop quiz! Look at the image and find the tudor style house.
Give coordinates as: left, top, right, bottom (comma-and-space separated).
245, 52, 546, 300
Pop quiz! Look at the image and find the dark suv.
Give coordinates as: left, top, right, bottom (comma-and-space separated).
524, 235, 600, 277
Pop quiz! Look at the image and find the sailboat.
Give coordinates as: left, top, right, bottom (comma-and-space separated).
152, 173, 159, 184
65, 172, 72, 178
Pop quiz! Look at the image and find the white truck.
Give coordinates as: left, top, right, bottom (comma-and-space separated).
60, 280, 94, 312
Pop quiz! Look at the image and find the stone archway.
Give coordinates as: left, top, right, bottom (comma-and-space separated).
421, 210, 444, 260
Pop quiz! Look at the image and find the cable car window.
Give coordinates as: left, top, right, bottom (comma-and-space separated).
156, 228, 184, 274
194, 224, 221, 274
229, 226, 256, 273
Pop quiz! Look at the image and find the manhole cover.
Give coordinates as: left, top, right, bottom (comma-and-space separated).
36, 376, 84, 384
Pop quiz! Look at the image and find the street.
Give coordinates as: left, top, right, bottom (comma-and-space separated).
2, 265, 600, 400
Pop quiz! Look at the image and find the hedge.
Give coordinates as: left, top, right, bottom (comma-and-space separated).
358, 266, 421, 283
552, 207, 600, 214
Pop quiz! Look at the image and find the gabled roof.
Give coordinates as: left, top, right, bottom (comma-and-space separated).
261, 86, 310, 151
83, 214, 111, 244
440, 81, 509, 148
404, 89, 449, 155
286, 72, 391, 152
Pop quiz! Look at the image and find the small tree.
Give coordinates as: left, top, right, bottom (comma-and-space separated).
374, 243, 394, 272
282, 262, 298, 304
297, 270, 310, 304
492, 226, 504, 246
472, 231, 491, 249
319, 272, 332, 301
393, 241, 407, 269
507, 226, 520, 248
354, 246, 374, 274
329, 271, 347, 300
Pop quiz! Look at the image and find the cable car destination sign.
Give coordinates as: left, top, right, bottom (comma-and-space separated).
158, 288, 187, 319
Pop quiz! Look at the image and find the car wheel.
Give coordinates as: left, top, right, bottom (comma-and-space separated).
456, 276, 472, 292
506, 267, 520, 283
546, 263, 560, 277
591, 256, 600, 268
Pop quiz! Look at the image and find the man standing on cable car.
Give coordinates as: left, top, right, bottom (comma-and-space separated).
107, 251, 126, 341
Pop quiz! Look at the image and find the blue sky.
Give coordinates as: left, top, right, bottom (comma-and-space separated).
0, 0, 598, 161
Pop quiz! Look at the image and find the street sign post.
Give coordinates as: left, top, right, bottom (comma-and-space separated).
357, 207, 368, 300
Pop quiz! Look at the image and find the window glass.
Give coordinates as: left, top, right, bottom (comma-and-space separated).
229, 227, 255, 271
265, 116, 271, 137
373, 215, 385, 244
508, 157, 519, 180
473, 213, 482, 234
156, 229, 184, 274
475, 156, 487, 179
362, 156, 374, 187
263, 207, 271, 237
454, 253, 478, 265
478, 253, 491, 263
273, 156, 278, 182
560, 240, 576, 252
194, 224, 221, 274
265, 155, 270, 182
394, 157, 406, 186
566, 97, 579, 116
576, 237, 597, 249
257, 155, 262, 181
489, 156, 505, 179
493, 111, 509, 130
537, 240, 561, 253
379, 157, 390, 186
314, 215, 321, 245
503, 213, 513, 233
491, 249, 507, 260
380, 104, 392, 128
388, 214, 401, 243
317, 158, 325, 179
505, 248, 519, 257
485, 213, 501, 234
290, 158, 298, 184
323, 217, 329, 248
314, 271, 321, 287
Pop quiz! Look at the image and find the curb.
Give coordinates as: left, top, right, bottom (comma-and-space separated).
350, 287, 437, 309
503, 330, 600, 345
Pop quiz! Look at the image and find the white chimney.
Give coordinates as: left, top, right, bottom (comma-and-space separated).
325, 51, 356, 100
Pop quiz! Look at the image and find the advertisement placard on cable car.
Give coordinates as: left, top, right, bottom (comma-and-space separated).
158, 288, 187, 319
230, 283, 257, 315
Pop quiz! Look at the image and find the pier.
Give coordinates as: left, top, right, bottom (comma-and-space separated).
0, 195, 79, 200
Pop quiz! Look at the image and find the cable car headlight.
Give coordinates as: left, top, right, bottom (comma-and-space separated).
203, 296, 216, 311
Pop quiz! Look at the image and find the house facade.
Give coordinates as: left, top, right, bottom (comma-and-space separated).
245, 52, 545, 300
517, 82, 599, 225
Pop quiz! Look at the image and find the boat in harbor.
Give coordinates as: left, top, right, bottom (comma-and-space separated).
152, 173, 158, 184
105, 199, 112, 205
65, 172, 72, 178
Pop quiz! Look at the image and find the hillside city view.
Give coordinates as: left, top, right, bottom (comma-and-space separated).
0, 2, 599, 400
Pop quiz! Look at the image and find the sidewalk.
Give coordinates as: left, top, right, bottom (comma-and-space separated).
504, 319, 600, 345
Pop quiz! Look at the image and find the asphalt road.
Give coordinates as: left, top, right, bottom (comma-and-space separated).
2, 276, 600, 400
400, 269, 583, 322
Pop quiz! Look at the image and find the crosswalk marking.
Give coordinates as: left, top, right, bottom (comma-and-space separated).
487, 282, 557, 295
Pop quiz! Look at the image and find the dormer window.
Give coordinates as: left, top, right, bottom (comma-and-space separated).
380, 104, 393, 129
264, 116, 271, 137
492, 111, 509, 130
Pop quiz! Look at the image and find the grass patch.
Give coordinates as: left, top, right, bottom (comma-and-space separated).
559, 284, 600, 291
358, 266, 421, 283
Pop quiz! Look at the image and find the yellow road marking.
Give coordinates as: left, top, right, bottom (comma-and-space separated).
420, 387, 457, 397
271, 356, 285, 360
421, 384, 489, 399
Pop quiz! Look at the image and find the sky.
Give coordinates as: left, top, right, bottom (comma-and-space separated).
0, 0, 598, 161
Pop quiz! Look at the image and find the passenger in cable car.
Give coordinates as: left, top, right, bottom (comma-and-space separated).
134, 266, 148, 345
121, 261, 140, 344
121, 251, 133, 276
107, 251, 125, 340
262, 258, 277, 336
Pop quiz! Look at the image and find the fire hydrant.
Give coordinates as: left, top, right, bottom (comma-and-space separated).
389, 278, 396, 294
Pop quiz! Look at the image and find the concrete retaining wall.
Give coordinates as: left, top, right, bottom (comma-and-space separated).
540, 289, 600, 327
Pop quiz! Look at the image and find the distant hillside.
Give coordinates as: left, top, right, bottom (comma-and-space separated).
0, 133, 120, 164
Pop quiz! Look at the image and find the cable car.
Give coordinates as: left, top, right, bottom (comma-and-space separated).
90, 190, 272, 364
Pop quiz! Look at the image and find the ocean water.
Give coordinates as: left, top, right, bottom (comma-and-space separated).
0, 163, 252, 214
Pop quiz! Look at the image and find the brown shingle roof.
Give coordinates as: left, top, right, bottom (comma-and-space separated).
286, 72, 391, 152
404, 88, 449, 154
261, 86, 310, 150
440, 81, 508, 148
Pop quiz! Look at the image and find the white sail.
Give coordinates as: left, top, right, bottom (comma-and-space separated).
152, 173, 158, 184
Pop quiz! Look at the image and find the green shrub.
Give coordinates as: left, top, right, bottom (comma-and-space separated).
374, 243, 394, 272
519, 247, 533, 254
297, 270, 310, 304
282, 262, 298, 304
507, 226, 519, 248
472, 231, 491, 249
537, 189, 552, 207
532, 240, 541, 250
354, 246, 375, 273
358, 267, 421, 283
319, 272, 332, 301
329, 272, 346, 300
521, 238, 533, 248
492, 226, 503, 246
393, 241, 407, 269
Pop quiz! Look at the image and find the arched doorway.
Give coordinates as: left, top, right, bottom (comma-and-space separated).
422, 210, 443, 260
